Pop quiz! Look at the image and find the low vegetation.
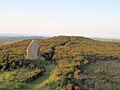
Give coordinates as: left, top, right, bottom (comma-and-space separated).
0, 68, 43, 89
0, 36, 120, 90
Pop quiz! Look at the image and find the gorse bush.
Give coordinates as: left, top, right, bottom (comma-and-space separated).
0, 53, 24, 70
0, 68, 43, 89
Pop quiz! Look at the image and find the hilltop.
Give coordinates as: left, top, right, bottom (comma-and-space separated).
0, 36, 120, 90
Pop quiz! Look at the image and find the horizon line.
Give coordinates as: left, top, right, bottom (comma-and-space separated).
0, 33, 120, 39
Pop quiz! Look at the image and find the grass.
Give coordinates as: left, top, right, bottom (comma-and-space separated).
35, 67, 65, 90
20, 59, 56, 90
82, 59, 120, 90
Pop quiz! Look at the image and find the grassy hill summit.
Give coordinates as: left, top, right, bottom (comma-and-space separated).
0, 36, 120, 90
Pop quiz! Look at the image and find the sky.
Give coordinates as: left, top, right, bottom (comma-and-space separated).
0, 0, 120, 38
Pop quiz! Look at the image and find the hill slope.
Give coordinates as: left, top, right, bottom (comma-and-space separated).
0, 36, 120, 90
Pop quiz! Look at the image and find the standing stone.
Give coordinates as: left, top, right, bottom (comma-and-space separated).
26, 39, 40, 60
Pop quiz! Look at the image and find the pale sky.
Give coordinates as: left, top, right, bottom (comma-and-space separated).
0, 0, 120, 38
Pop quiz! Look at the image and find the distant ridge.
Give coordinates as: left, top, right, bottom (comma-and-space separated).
0, 36, 47, 42
93, 38, 120, 42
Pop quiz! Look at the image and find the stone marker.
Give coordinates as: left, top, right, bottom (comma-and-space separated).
26, 39, 40, 60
